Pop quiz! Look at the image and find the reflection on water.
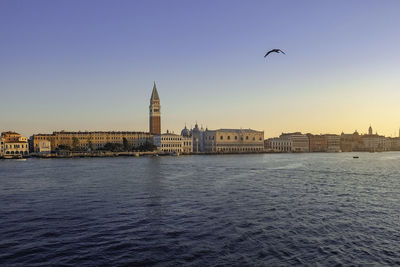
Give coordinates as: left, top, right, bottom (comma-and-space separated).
0, 153, 399, 266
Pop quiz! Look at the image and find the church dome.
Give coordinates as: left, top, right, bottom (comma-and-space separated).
181, 125, 190, 137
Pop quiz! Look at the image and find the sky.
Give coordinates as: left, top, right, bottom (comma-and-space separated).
1, 0, 400, 138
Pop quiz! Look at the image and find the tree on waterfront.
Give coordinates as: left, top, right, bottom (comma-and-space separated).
136, 141, 157, 152
87, 136, 94, 151
72, 137, 80, 151
102, 142, 124, 152
56, 144, 71, 151
123, 137, 130, 151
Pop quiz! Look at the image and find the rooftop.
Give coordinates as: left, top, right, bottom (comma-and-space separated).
51, 131, 150, 135
208, 129, 263, 133
1, 131, 20, 136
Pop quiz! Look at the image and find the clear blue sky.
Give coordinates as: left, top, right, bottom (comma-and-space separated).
1, 0, 400, 137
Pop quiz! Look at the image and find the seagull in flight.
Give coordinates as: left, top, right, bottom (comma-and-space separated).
264, 49, 286, 58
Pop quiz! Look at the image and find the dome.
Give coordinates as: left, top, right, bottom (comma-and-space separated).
181, 125, 190, 137
192, 122, 204, 133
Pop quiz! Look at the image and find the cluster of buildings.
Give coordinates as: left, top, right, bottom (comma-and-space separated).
339, 127, 400, 152
0, 82, 264, 158
266, 133, 341, 153
31, 131, 152, 152
265, 126, 400, 153
149, 83, 264, 154
1, 83, 399, 158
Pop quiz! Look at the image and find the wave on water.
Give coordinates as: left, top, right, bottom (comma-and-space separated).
267, 162, 305, 170
379, 155, 400, 160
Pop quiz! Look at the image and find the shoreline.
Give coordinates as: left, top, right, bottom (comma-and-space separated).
1, 150, 399, 160
1, 151, 267, 159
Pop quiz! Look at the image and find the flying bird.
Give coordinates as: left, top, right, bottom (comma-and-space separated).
264, 49, 286, 58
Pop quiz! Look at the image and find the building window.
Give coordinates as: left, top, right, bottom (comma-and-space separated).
220, 136, 223, 140
227, 136, 230, 140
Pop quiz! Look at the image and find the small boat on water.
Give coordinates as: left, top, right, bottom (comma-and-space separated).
3, 154, 24, 160
353, 156, 359, 159
16, 158, 27, 161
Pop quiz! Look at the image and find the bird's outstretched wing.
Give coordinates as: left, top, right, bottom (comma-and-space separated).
264, 49, 285, 58
264, 50, 274, 58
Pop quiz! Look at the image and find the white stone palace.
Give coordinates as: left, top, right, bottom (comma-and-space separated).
181, 125, 264, 153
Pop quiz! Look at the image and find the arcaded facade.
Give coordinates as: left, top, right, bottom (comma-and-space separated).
203, 129, 264, 153
153, 133, 193, 153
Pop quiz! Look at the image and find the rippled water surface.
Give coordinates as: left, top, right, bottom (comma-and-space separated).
1, 153, 400, 266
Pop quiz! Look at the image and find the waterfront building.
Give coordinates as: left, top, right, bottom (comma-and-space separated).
326, 134, 341, 152
34, 140, 51, 154
182, 137, 193, 153
191, 123, 205, 152
180, 123, 205, 152
149, 82, 161, 135
268, 136, 292, 152
264, 139, 272, 150
389, 137, 400, 151
203, 129, 264, 153
30, 134, 56, 152
383, 137, 391, 151
361, 134, 379, 152
278, 132, 309, 152
340, 131, 363, 152
268, 132, 309, 152
153, 132, 193, 153
290, 133, 309, 152
361, 134, 389, 152
359, 126, 390, 152
32, 131, 152, 150
1, 131, 29, 155
308, 134, 328, 152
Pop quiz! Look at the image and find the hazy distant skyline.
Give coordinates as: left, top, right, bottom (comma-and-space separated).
1, 0, 400, 138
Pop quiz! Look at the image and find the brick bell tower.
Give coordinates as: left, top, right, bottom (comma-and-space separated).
149, 81, 161, 135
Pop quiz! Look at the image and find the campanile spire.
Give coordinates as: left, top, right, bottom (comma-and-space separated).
149, 82, 161, 135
